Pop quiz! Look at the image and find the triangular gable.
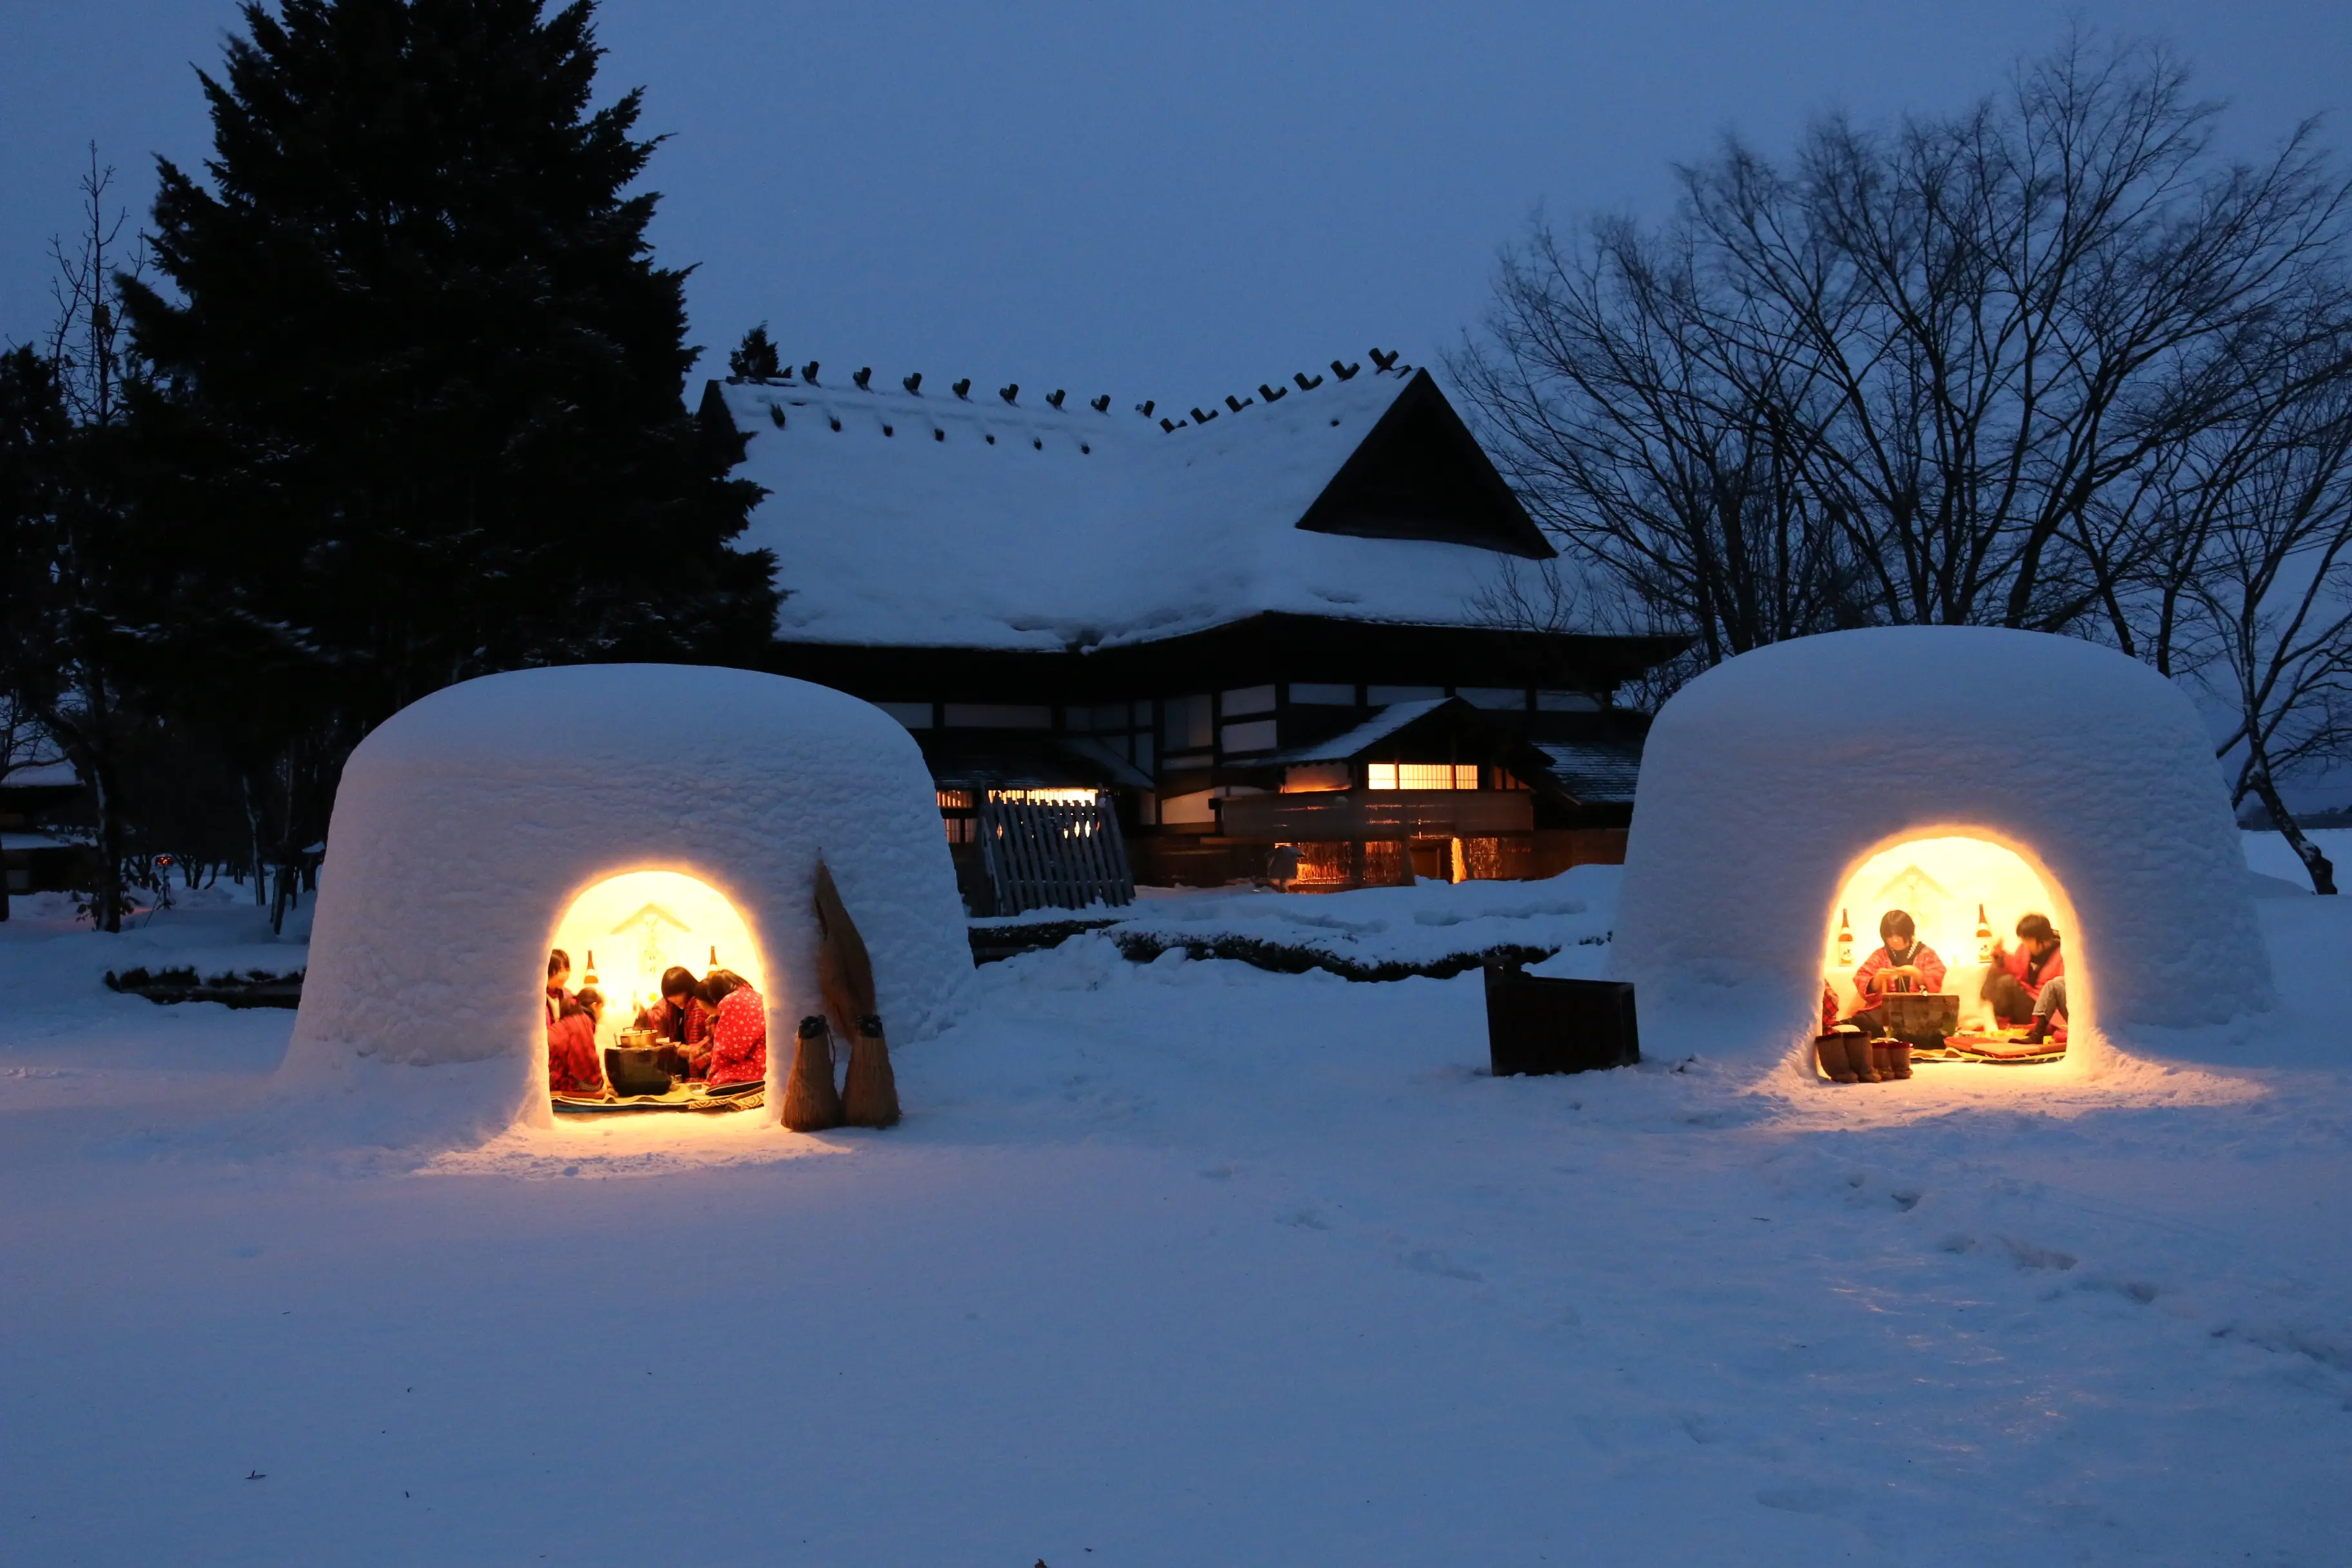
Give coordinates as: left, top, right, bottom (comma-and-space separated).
1293, 370, 1553, 560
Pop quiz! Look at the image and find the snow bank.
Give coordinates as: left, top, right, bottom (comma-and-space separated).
284, 665, 971, 1141
1614, 629, 2272, 1066
1107, 867, 1619, 977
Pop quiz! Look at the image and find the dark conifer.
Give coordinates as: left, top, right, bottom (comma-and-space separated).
122, 0, 779, 734
729, 323, 783, 382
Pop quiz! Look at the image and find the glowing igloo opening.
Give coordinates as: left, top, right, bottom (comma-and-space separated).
1823, 834, 2080, 1068
545, 869, 770, 1112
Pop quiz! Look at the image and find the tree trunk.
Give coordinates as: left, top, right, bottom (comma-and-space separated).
2248, 758, 2337, 895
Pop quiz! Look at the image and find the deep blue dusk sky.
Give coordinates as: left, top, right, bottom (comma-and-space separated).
4, 2, 2347, 408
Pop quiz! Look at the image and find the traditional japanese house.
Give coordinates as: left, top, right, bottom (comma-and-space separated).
703, 358, 1685, 906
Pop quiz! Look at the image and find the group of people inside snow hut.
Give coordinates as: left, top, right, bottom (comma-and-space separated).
544, 948, 767, 1101
1843, 909, 2070, 1044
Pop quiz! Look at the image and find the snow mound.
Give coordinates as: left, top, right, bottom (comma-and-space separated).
1104, 867, 1619, 977
1614, 628, 2271, 1066
284, 664, 972, 1141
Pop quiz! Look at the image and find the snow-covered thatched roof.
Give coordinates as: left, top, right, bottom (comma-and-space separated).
709, 366, 1565, 653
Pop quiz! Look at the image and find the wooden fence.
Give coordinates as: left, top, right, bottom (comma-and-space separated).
977, 796, 1137, 914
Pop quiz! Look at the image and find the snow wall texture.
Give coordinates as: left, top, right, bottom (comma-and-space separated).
284, 664, 972, 1137
1613, 627, 2272, 1058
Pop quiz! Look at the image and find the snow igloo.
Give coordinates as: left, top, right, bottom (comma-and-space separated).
1612, 627, 2273, 1079
284, 664, 972, 1137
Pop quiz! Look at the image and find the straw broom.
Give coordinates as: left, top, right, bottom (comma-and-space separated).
816, 858, 901, 1128
843, 1013, 901, 1128
781, 1014, 843, 1132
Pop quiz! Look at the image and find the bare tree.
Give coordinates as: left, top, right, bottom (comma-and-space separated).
0, 150, 152, 931
1455, 217, 1870, 667
45, 146, 146, 429
1461, 34, 2352, 672
2164, 320, 2352, 890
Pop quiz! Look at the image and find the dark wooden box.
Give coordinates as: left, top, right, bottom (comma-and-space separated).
1483, 964, 1642, 1076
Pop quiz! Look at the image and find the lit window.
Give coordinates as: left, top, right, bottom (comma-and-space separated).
1366, 763, 1480, 790
987, 789, 1101, 805
1282, 763, 1350, 793
937, 789, 975, 810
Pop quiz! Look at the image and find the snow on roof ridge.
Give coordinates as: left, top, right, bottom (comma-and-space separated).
720, 348, 1422, 435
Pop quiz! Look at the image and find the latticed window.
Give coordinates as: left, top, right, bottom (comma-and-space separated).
1365, 763, 1480, 790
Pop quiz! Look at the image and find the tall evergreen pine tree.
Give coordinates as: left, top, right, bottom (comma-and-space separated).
124, 0, 777, 719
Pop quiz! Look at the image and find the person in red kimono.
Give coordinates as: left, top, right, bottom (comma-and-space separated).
547, 987, 609, 1097
702, 970, 767, 1088
1984, 913, 2066, 1039
1849, 909, 1947, 1035
545, 948, 576, 1030
635, 966, 714, 1079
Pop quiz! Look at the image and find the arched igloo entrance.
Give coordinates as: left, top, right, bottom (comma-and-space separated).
282, 663, 973, 1141
1614, 627, 2273, 1081
543, 870, 773, 1114
1821, 832, 2083, 1070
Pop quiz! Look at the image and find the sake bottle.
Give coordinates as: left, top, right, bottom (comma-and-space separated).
1975, 904, 1993, 963
1835, 909, 1854, 968
582, 949, 600, 988
705, 945, 720, 979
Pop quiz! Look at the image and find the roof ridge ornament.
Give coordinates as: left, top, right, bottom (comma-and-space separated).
853, 366, 873, 389
952, 378, 971, 399
999, 383, 1019, 405
1369, 348, 1399, 373
1293, 371, 1322, 390
1331, 359, 1359, 380
903, 371, 923, 395
802, 360, 820, 384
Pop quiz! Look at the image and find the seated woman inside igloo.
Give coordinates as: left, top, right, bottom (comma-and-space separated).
1818, 835, 2073, 1084
542, 870, 771, 1114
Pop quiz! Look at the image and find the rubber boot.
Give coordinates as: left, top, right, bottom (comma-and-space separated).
1816, 1034, 1854, 1083
1852, 1039, 1881, 1083
2024, 1014, 2054, 1046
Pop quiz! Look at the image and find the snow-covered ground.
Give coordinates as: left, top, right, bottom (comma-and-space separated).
2, 851, 2348, 1565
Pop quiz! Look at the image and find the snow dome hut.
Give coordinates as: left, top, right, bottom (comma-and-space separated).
1612, 627, 2273, 1074
284, 665, 971, 1135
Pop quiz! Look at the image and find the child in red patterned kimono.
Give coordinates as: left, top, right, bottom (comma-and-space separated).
635, 966, 715, 1079
547, 988, 608, 1097
702, 971, 767, 1088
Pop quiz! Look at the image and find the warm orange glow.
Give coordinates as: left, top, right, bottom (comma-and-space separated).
987, 788, 1100, 805
1366, 763, 1480, 790
549, 870, 765, 1049
1281, 763, 1351, 793
1825, 834, 2068, 1031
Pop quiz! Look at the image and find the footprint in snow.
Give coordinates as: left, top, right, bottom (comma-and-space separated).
1399, 1248, 1484, 1283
